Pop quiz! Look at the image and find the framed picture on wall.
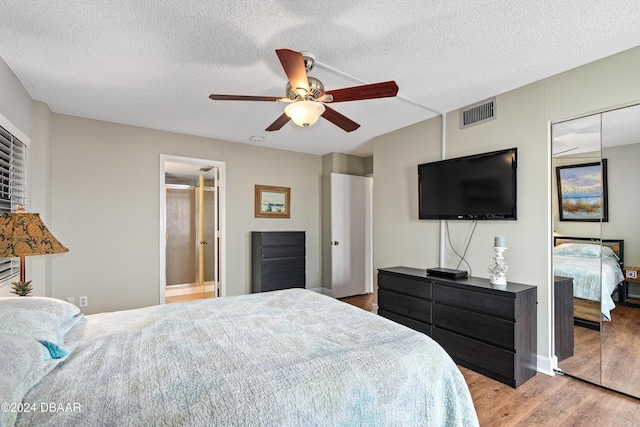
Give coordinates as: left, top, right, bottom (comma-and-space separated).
255, 185, 290, 218
556, 159, 608, 222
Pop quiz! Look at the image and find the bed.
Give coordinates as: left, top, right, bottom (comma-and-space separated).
553, 237, 625, 325
0, 288, 479, 427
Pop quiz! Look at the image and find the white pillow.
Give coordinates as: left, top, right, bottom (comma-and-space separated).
0, 297, 82, 358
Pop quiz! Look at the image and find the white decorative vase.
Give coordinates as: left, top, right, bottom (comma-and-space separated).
488, 247, 508, 286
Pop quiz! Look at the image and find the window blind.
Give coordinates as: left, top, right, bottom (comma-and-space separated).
0, 125, 26, 283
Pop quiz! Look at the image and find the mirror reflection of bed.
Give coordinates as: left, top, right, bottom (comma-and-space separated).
552, 103, 640, 398
554, 238, 626, 385
554, 237, 625, 330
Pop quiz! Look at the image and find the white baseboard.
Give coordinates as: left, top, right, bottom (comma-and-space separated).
372, 303, 379, 314
536, 354, 556, 376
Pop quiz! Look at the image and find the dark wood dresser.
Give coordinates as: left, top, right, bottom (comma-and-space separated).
378, 266, 537, 388
554, 276, 574, 361
252, 231, 305, 293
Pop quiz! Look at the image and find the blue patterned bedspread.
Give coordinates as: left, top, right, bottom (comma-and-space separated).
16, 289, 478, 427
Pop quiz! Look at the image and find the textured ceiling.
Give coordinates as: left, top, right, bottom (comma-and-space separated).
2, 1, 640, 156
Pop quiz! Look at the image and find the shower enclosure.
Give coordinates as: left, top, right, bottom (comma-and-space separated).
165, 171, 219, 298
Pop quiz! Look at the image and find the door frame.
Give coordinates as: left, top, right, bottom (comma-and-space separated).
159, 154, 226, 303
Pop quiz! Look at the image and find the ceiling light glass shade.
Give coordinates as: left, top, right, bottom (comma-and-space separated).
284, 101, 326, 127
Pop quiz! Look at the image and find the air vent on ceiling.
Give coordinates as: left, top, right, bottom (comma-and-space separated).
460, 98, 496, 128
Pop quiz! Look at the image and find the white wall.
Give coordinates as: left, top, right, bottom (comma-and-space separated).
50, 114, 322, 314
373, 45, 640, 371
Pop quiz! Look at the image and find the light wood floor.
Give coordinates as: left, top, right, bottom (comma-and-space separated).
339, 293, 640, 426
602, 305, 640, 397
557, 304, 640, 397
165, 292, 215, 304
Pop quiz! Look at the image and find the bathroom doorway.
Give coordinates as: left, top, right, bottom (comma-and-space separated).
159, 155, 226, 303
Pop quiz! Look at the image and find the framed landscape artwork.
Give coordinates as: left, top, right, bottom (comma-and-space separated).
255, 185, 290, 218
556, 160, 608, 222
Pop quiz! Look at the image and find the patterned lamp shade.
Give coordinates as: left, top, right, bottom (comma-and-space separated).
0, 210, 68, 286
0, 212, 68, 257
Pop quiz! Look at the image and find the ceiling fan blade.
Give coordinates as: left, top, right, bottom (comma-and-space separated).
321, 106, 360, 132
209, 94, 284, 102
276, 49, 310, 96
325, 81, 399, 103
265, 113, 291, 131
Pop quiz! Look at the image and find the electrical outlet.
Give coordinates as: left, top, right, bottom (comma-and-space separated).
79, 296, 88, 307
66, 296, 75, 305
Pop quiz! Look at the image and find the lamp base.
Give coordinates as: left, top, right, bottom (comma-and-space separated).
11, 280, 33, 296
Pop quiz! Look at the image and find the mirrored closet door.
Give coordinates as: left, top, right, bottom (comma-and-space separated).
552, 103, 640, 398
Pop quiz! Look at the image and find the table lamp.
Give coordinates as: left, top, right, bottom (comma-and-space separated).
0, 205, 68, 296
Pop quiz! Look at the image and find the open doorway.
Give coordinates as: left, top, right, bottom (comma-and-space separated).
159, 155, 226, 304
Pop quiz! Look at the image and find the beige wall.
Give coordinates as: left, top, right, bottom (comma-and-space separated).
373, 119, 443, 272
373, 45, 640, 371
554, 144, 640, 264
0, 58, 54, 298
552, 151, 601, 239
322, 152, 372, 176
605, 143, 640, 297
602, 143, 640, 267
2, 43, 640, 365
49, 114, 322, 314
0, 58, 31, 140
553, 143, 640, 295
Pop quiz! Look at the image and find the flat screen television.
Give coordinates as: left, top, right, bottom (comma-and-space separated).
418, 148, 517, 220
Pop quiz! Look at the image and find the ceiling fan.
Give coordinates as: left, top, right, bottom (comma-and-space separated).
209, 49, 399, 132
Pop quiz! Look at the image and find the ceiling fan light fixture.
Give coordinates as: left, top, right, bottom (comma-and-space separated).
284, 100, 325, 127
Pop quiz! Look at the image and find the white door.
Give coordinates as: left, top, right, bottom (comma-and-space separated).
330, 173, 373, 299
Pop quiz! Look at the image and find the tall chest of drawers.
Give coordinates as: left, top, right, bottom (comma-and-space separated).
378, 266, 537, 388
252, 231, 305, 293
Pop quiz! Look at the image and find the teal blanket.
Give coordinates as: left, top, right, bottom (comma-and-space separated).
16, 289, 478, 426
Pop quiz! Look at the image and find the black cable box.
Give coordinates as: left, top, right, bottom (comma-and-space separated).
426, 267, 468, 279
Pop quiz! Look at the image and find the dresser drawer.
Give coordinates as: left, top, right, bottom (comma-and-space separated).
378, 273, 432, 300
260, 232, 305, 246
261, 257, 305, 275
433, 284, 515, 319
434, 303, 515, 350
378, 289, 432, 324
253, 231, 305, 294
261, 245, 305, 259
433, 328, 515, 386
379, 310, 432, 337
260, 272, 305, 291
